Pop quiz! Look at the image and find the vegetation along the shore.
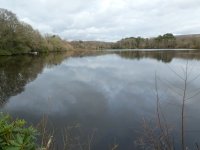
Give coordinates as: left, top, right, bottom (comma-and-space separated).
0, 8, 73, 55
1, 8, 200, 55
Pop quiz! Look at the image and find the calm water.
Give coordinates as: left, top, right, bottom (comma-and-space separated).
1, 50, 200, 149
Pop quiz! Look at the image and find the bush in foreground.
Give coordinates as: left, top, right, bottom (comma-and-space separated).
0, 113, 38, 150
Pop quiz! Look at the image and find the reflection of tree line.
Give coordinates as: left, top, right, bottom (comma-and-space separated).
0, 50, 110, 107
1, 50, 200, 107
116, 50, 200, 63
0, 52, 75, 107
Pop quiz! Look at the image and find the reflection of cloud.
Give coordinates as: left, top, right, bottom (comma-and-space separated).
1, 0, 200, 41
2, 54, 200, 125
2, 54, 192, 115
2, 53, 200, 149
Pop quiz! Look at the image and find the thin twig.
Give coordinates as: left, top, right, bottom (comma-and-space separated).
181, 60, 188, 150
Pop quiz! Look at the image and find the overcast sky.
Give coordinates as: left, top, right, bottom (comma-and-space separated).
0, 0, 200, 41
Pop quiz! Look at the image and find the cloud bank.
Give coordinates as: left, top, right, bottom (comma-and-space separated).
0, 0, 200, 41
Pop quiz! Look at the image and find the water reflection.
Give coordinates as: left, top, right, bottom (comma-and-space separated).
0, 52, 75, 106
116, 50, 200, 63
1, 50, 200, 149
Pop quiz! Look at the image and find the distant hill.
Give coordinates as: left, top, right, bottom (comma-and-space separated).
175, 34, 200, 38
70, 33, 200, 50
70, 41, 114, 50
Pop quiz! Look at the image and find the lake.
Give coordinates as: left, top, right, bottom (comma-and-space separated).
1, 50, 200, 149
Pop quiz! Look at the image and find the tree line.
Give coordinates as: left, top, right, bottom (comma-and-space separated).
1, 8, 200, 55
0, 8, 73, 55
112, 33, 200, 49
70, 33, 200, 50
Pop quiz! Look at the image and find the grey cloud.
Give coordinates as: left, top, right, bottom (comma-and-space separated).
0, 0, 200, 41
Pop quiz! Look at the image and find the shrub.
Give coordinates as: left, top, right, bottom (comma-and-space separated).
0, 113, 38, 150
